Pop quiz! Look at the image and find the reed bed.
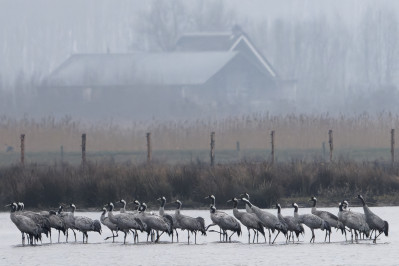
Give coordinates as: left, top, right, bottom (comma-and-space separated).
0, 112, 398, 155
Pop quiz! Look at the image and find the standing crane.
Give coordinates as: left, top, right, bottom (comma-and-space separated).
240, 197, 287, 244
228, 197, 265, 243
173, 200, 206, 244
356, 195, 388, 243
309, 196, 345, 242
100, 207, 119, 242
292, 203, 331, 243
6, 202, 41, 245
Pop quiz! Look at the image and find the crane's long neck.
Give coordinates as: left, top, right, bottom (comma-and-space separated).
277, 206, 281, 214
101, 211, 106, 221
243, 200, 252, 208
211, 197, 215, 206
293, 206, 298, 218
233, 201, 238, 209
359, 197, 366, 206
312, 200, 316, 208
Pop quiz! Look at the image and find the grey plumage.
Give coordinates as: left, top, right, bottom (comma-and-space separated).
106, 202, 144, 244
207, 205, 241, 242
310, 196, 345, 242
7, 202, 41, 245
44, 210, 66, 243
138, 203, 173, 240
17, 202, 51, 242
241, 198, 287, 244
174, 200, 206, 244
292, 203, 331, 243
57, 204, 77, 242
100, 207, 119, 242
229, 198, 265, 244
74, 214, 102, 243
276, 203, 303, 243
158, 196, 181, 243
339, 201, 370, 242
357, 195, 388, 243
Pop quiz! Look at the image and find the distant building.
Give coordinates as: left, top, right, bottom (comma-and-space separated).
43, 26, 295, 118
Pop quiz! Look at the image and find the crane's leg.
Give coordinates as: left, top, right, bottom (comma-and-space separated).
21, 232, 25, 246
310, 229, 315, 243
374, 232, 383, 243
187, 231, 190, 245
247, 227, 250, 244
267, 229, 272, 244
85, 232, 88, 243
253, 229, 257, 243
72, 229, 77, 242
229, 231, 236, 242
272, 231, 280, 244
124, 232, 127, 244
175, 229, 179, 243
58, 230, 61, 243
49, 230, 52, 244
66, 229, 68, 243
195, 231, 197, 244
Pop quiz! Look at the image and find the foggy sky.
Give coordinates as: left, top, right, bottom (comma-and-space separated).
1, 0, 399, 118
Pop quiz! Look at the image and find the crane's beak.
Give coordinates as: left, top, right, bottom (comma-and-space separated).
226, 199, 232, 203
204, 196, 209, 199
157, 198, 161, 201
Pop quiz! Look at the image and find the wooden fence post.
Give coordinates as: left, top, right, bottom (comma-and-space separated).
60, 145, 64, 163
271, 130, 275, 164
146, 132, 152, 163
20, 134, 25, 166
391, 129, 395, 166
328, 130, 333, 162
210, 132, 215, 166
81, 133, 86, 167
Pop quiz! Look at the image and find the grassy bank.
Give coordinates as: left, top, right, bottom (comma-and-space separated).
1, 158, 399, 210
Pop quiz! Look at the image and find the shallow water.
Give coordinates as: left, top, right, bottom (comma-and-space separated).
1, 206, 398, 265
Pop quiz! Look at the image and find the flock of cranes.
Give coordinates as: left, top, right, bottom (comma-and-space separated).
6, 194, 389, 246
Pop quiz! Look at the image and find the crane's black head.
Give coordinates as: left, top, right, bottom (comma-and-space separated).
157, 197, 166, 207
342, 200, 349, 209
310, 196, 317, 202
93, 220, 102, 234
240, 197, 252, 207
17, 202, 24, 211
139, 203, 147, 212
105, 202, 114, 211
175, 200, 182, 209
239, 193, 249, 199
118, 199, 127, 206
292, 203, 299, 212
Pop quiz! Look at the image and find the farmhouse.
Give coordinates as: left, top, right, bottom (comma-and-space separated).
43, 27, 295, 118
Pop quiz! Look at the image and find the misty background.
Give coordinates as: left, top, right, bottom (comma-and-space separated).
1, 0, 399, 120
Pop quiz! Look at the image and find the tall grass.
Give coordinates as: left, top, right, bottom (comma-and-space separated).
0, 112, 399, 154
1, 159, 399, 209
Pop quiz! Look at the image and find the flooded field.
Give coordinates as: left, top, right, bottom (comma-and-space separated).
1, 206, 398, 265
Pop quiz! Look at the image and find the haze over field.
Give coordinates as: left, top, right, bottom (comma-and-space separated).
1, 0, 399, 119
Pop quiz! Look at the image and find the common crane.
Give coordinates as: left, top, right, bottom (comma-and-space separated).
207, 205, 241, 242
204, 195, 225, 241
339, 201, 370, 242
228, 197, 265, 243
276, 204, 304, 243
356, 195, 389, 243
100, 207, 119, 242
292, 203, 331, 243
44, 210, 66, 243
309, 196, 345, 242
6, 202, 41, 245
137, 202, 173, 243
158, 196, 180, 243
173, 200, 206, 244
17, 202, 51, 243
73, 216, 101, 243
57, 204, 77, 242
105, 202, 144, 244
241, 198, 287, 244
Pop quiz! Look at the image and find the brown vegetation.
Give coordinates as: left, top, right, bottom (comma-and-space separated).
1, 158, 399, 210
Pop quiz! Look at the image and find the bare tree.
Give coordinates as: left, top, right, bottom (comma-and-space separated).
132, 0, 236, 52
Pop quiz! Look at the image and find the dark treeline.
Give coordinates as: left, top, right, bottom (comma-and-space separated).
2, 158, 399, 210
